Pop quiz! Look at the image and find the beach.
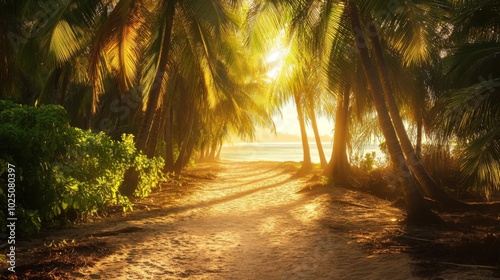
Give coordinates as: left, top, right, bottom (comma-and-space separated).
8, 162, 496, 279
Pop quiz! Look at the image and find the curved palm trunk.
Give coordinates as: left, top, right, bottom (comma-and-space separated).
136, 0, 176, 152
348, 2, 441, 224
293, 93, 312, 171
367, 23, 466, 209
308, 95, 328, 168
324, 84, 350, 180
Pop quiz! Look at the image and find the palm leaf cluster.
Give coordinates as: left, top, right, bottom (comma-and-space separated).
0, 0, 272, 174
441, 0, 500, 197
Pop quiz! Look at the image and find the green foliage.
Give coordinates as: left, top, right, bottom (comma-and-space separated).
133, 152, 165, 198
353, 152, 382, 172
360, 152, 377, 172
0, 101, 164, 234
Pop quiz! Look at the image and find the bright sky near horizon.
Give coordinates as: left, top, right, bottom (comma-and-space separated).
256, 99, 334, 142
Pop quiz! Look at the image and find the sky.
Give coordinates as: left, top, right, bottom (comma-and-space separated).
255, 99, 334, 142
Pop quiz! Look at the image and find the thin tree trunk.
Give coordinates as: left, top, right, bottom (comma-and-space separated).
146, 107, 163, 158
215, 141, 223, 160
367, 20, 466, 209
208, 146, 216, 159
416, 116, 422, 158
348, 2, 441, 224
198, 143, 207, 161
136, 0, 176, 152
308, 95, 328, 168
293, 93, 312, 171
164, 102, 175, 170
50, 67, 61, 104
59, 66, 70, 106
325, 84, 350, 180
173, 108, 196, 171
182, 133, 197, 167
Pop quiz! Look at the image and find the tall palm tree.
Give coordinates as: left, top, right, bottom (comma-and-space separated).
362, 10, 467, 208
325, 83, 350, 179
293, 91, 313, 171
346, 1, 441, 223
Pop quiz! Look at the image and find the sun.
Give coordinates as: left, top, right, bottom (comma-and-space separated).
265, 46, 289, 80
266, 48, 286, 63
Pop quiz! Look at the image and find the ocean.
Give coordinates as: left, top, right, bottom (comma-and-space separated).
220, 142, 383, 163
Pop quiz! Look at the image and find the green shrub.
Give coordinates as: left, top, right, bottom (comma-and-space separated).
355, 151, 378, 172
0, 101, 164, 234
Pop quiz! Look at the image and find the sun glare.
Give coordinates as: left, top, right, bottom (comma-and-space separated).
266, 65, 282, 79
265, 47, 288, 80
266, 49, 285, 63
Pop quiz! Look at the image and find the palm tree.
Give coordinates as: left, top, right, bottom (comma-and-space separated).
307, 92, 328, 168
301, 56, 330, 169
346, 1, 441, 223
293, 91, 313, 171
269, 48, 315, 171
325, 83, 350, 179
86, 0, 248, 195
362, 11, 467, 209
267, 0, 443, 222
441, 0, 500, 199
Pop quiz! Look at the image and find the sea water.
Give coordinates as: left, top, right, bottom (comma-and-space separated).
220, 142, 383, 163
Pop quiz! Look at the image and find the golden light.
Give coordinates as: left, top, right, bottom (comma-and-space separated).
266, 65, 283, 80
264, 35, 290, 80
266, 48, 286, 63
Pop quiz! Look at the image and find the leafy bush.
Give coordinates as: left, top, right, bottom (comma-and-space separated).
353, 151, 380, 172
0, 101, 164, 234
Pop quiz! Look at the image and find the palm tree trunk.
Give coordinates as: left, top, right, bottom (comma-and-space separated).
173, 107, 196, 172
146, 107, 163, 158
308, 95, 328, 168
50, 67, 62, 104
198, 142, 207, 161
367, 21, 466, 209
59, 66, 70, 106
293, 93, 312, 171
208, 146, 216, 159
325, 84, 350, 180
348, 1, 441, 224
136, 0, 176, 153
416, 116, 423, 158
215, 141, 223, 159
164, 101, 175, 170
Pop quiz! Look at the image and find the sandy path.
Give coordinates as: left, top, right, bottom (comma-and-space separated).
52, 161, 423, 279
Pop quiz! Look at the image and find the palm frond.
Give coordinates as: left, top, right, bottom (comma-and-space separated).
445, 42, 500, 86
358, 0, 449, 65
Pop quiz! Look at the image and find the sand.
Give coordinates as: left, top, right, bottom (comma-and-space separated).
9, 161, 498, 279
